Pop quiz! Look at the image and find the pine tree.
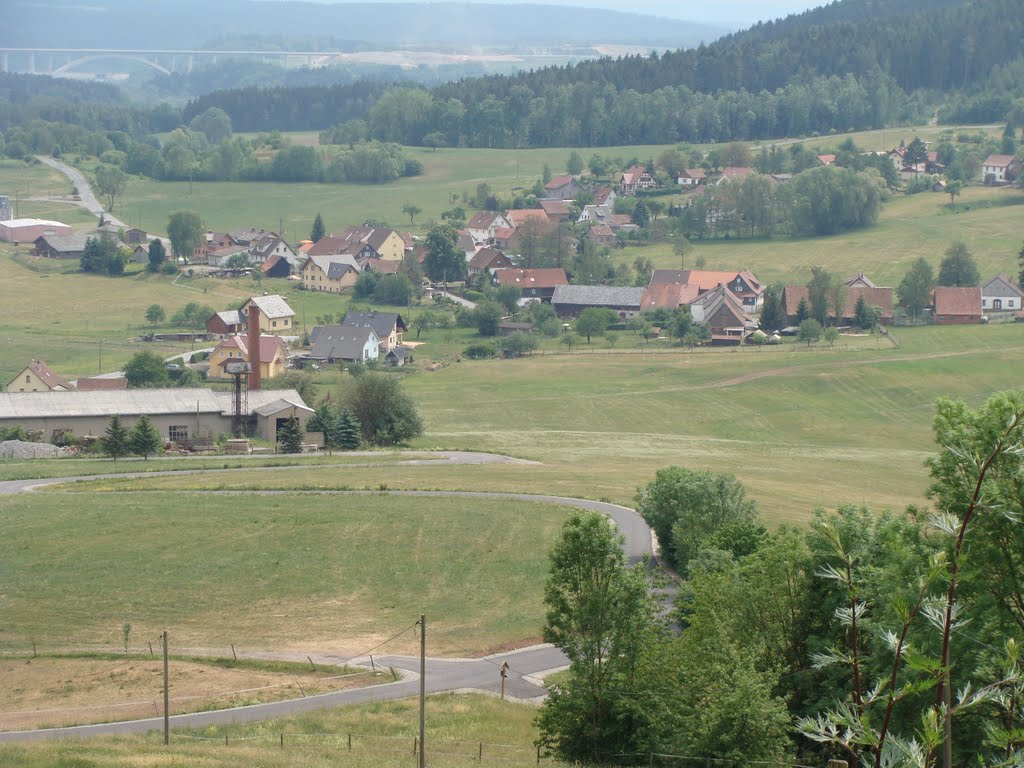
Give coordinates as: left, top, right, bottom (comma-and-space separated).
307, 402, 338, 453
278, 416, 304, 454
80, 237, 102, 273
854, 294, 869, 329
311, 213, 325, 243
794, 296, 810, 323
103, 414, 130, 460
334, 408, 362, 451
128, 415, 163, 460
147, 238, 167, 272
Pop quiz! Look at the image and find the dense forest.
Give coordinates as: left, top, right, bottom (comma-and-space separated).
177, 0, 1024, 145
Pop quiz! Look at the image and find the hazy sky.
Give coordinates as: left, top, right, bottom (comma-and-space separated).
280, 0, 825, 27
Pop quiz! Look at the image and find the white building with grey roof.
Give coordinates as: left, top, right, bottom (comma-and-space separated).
0, 388, 312, 445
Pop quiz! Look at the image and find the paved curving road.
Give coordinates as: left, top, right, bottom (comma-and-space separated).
0, 453, 659, 743
35, 155, 126, 228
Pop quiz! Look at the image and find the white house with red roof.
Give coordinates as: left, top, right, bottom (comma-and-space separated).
982, 154, 1016, 184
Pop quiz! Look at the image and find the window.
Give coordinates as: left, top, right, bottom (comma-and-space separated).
26, 375, 30, 383
993, 299, 1002, 310
168, 425, 188, 442
272, 320, 277, 328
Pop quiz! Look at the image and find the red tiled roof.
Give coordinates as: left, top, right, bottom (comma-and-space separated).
26, 360, 70, 390
469, 247, 509, 269
983, 154, 1015, 168
467, 211, 502, 230
544, 175, 574, 190
504, 209, 550, 229
932, 286, 982, 316
539, 199, 571, 216
493, 268, 568, 289
817, 154, 836, 165
641, 283, 701, 311
76, 376, 128, 391
719, 166, 756, 180
680, 168, 706, 179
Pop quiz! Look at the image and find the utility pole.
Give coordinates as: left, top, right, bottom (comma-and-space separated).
500, 661, 509, 700
419, 614, 426, 768
162, 630, 170, 746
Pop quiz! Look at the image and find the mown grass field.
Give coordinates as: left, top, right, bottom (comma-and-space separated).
0, 693, 549, 768
0, 492, 567, 655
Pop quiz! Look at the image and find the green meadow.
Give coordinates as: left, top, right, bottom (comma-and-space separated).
0, 493, 567, 654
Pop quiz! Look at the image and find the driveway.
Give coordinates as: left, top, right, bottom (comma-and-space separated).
35, 156, 126, 228
0, 457, 659, 742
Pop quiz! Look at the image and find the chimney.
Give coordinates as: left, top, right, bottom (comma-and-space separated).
248, 303, 262, 391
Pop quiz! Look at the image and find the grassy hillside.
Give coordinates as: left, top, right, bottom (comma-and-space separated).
0, 493, 567, 654
631, 185, 1024, 287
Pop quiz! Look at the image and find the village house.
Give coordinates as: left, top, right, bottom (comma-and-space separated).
240, 295, 296, 334
192, 231, 236, 264
845, 273, 877, 289
677, 168, 707, 186
306, 325, 380, 364
816, 154, 837, 166
688, 285, 759, 344
260, 254, 292, 279
362, 257, 400, 275
301, 253, 361, 293
551, 285, 643, 319
467, 247, 513, 281
6, 360, 72, 393
543, 175, 580, 201
207, 334, 287, 381
206, 242, 252, 269
577, 204, 613, 224
932, 286, 983, 324
619, 165, 656, 195
492, 268, 569, 303
466, 211, 511, 244
503, 209, 550, 230
315, 226, 410, 262
206, 309, 245, 337
981, 274, 1024, 313
586, 223, 617, 248
342, 310, 407, 353
248, 235, 299, 269
593, 186, 617, 208
539, 199, 573, 223
648, 269, 764, 311
716, 167, 757, 185
75, 376, 128, 391
982, 154, 1016, 184
130, 243, 150, 264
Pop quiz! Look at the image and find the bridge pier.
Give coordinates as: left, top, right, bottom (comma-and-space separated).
186, 54, 193, 73
47, 54, 53, 74
1, 52, 7, 73
28, 52, 35, 74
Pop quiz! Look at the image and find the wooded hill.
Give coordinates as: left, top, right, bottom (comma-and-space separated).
181, 0, 1024, 143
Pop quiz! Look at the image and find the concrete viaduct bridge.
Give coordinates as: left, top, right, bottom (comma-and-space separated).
0, 48, 330, 76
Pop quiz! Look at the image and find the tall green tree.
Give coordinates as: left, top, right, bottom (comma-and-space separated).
102, 414, 130, 460
798, 318, 823, 346
401, 203, 421, 225
147, 238, 166, 272
166, 211, 203, 262
334, 407, 363, 450
473, 301, 504, 336
124, 351, 170, 388
128, 415, 163, 459
566, 150, 584, 175
310, 213, 325, 243
575, 307, 616, 343
635, 466, 759, 577
93, 163, 129, 212
898, 257, 935, 320
632, 199, 650, 228
937, 241, 980, 287
759, 284, 786, 332
423, 223, 464, 286
536, 511, 657, 763
807, 266, 832, 325
145, 304, 165, 333
343, 372, 423, 446
794, 296, 810, 323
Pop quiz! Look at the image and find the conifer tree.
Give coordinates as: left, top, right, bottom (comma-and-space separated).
103, 414, 130, 460
278, 416, 304, 454
311, 213, 325, 243
128, 415, 163, 460
794, 296, 810, 323
334, 408, 362, 451
854, 294, 869, 329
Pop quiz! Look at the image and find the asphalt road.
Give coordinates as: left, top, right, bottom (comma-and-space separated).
35, 155, 126, 228
0, 453, 659, 743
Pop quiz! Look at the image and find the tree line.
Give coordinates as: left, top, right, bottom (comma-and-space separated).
539, 389, 1024, 766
